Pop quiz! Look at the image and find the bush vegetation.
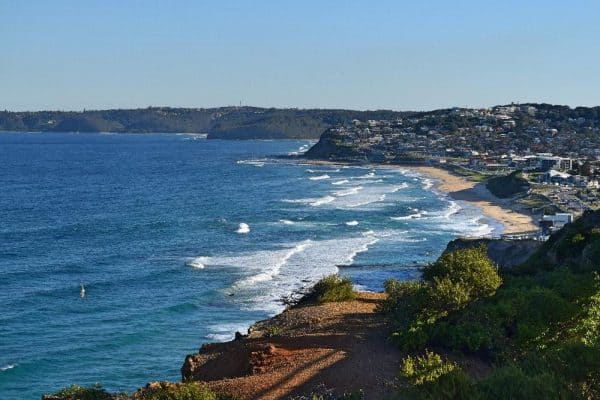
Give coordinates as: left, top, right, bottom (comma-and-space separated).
48, 382, 230, 400
381, 212, 600, 399
303, 274, 356, 304
133, 382, 225, 400
47, 384, 115, 400
381, 246, 501, 351
485, 171, 530, 198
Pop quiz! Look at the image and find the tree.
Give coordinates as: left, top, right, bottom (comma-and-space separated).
423, 245, 502, 309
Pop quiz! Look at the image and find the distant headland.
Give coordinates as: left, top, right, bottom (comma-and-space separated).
2, 103, 599, 141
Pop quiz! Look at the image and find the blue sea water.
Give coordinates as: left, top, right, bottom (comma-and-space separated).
0, 133, 496, 399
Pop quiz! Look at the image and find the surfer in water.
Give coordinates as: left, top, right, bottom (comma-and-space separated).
80, 283, 85, 300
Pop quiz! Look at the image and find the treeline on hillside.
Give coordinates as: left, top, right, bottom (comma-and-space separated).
0, 107, 406, 139
4, 103, 600, 140
380, 210, 600, 399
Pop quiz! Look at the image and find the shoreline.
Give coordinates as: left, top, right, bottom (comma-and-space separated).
409, 166, 538, 235
299, 158, 538, 235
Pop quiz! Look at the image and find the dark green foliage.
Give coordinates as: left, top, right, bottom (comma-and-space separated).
382, 246, 501, 351
521, 210, 600, 273
477, 364, 577, 400
0, 107, 405, 139
50, 384, 114, 400
422, 245, 502, 302
388, 212, 600, 399
304, 275, 356, 304
485, 171, 530, 198
135, 382, 227, 400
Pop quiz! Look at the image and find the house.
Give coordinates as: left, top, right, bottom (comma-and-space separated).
540, 213, 573, 234
540, 170, 571, 185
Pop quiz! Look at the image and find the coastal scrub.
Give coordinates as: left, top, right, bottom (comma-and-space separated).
304, 274, 356, 304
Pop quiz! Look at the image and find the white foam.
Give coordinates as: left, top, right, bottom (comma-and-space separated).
346, 220, 359, 226
200, 236, 379, 315
307, 168, 339, 173
186, 258, 206, 269
206, 323, 252, 342
236, 223, 250, 234
310, 195, 336, 206
391, 182, 409, 192
391, 212, 423, 221
334, 186, 362, 197
279, 219, 295, 225
309, 174, 330, 181
331, 179, 350, 185
397, 237, 428, 243
288, 144, 311, 156
237, 160, 265, 167
441, 201, 461, 218
422, 178, 434, 190
235, 241, 312, 287
0, 364, 16, 372
355, 171, 376, 179
428, 200, 461, 219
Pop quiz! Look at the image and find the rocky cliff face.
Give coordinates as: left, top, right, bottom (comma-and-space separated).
303, 128, 367, 161
443, 238, 542, 269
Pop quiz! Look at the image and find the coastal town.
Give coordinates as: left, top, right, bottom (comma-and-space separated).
305, 104, 600, 238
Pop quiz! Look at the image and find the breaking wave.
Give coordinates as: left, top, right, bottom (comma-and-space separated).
236, 223, 250, 234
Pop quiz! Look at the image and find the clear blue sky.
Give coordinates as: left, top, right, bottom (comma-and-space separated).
2, 0, 599, 111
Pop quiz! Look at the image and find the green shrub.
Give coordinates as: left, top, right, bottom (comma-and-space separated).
400, 351, 457, 386
383, 248, 502, 351
137, 382, 223, 400
380, 280, 429, 323
391, 322, 429, 352
428, 276, 471, 313
556, 232, 589, 260
477, 364, 576, 400
51, 384, 113, 400
572, 287, 600, 346
390, 214, 600, 400
306, 275, 356, 304
402, 369, 478, 400
265, 325, 282, 337
422, 245, 502, 303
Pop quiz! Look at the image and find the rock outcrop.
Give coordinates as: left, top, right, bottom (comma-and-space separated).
443, 238, 542, 269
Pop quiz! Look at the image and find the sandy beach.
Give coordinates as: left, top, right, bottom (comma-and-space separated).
410, 166, 538, 235
302, 159, 539, 235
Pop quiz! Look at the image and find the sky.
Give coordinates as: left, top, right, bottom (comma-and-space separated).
2, 0, 600, 111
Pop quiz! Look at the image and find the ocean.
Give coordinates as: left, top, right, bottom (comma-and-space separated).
0, 132, 496, 399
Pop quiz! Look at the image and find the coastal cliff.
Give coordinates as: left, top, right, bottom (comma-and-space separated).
303, 128, 368, 162
443, 238, 541, 269
180, 292, 400, 399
